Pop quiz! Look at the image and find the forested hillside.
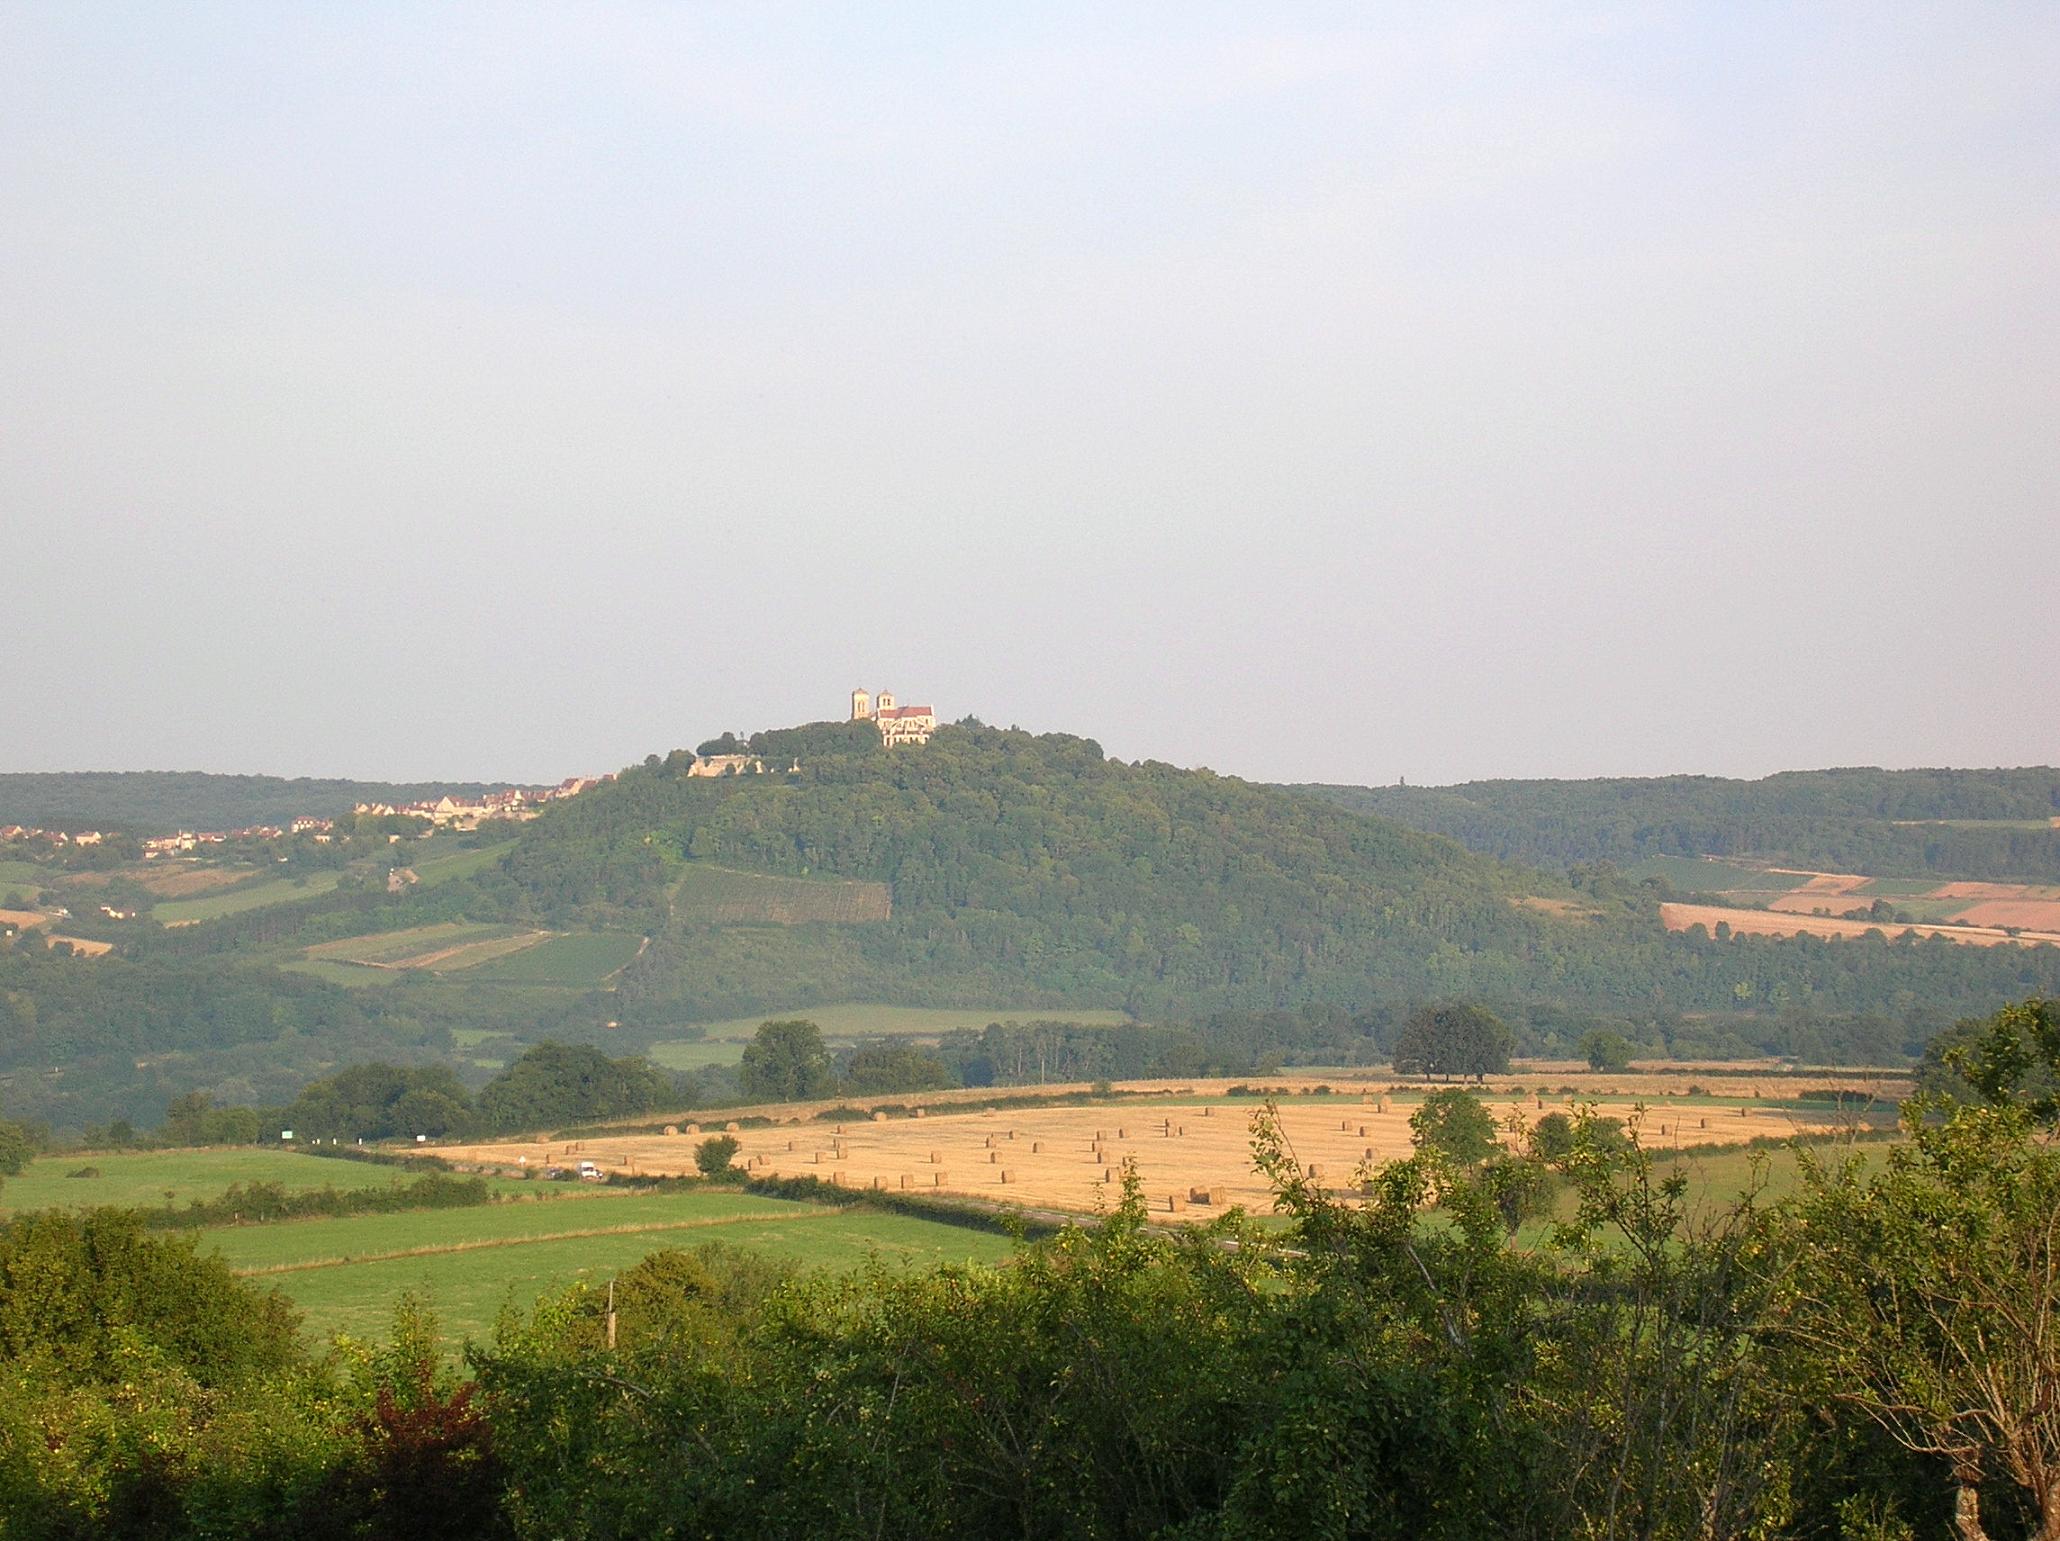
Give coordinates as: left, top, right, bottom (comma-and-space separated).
0, 771, 522, 834
514, 728, 2060, 1037
1293, 768, 2060, 881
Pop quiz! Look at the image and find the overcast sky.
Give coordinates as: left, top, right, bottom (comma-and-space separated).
3, 4, 2055, 787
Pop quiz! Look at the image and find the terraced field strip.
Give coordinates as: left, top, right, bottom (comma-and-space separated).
669, 863, 892, 926
461, 929, 644, 985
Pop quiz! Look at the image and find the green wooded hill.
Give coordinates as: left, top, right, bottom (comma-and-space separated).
510, 727, 2060, 1033
1291, 768, 2060, 882
0, 771, 523, 834
11, 728, 2060, 1132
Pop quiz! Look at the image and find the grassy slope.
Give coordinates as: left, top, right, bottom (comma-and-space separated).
155, 870, 348, 923
463, 930, 643, 985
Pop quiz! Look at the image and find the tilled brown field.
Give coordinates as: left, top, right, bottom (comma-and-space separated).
436, 1094, 1856, 1217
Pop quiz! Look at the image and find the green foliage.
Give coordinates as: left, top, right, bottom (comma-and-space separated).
838, 1040, 955, 1095
0, 1209, 302, 1387
276, 1062, 476, 1142
1299, 766, 2060, 882
693, 1134, 740, 1176
1581, 1026, 1636, 1071
0, 1122, 34, 1179
738, 1019, 835, 1101
475, 1042, 673, 1131
746, 718, 881, 762
142, 1172, 492, 1230
1771, 998, 2060, 1534
1408, 1087, 1498, 1165
160, 1091, 261, 1146
12, 1002, 2060, 1535
1391, 1001, 1513, 1081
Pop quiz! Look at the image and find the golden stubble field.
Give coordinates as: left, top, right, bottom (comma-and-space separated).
435, 1091, 1860, 1217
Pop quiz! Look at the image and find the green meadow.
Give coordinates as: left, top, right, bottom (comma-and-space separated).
0, 1148, 535, 1215
205, 1189, 1017, 1343
154, 869, 348, 923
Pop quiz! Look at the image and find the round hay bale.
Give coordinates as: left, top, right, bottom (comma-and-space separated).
663, 1125, 678, 1136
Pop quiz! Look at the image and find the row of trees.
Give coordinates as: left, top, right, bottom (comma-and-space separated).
1307, 766, 2060, 883
2, 998, 2056, 1535
270, 1045, 677, 1142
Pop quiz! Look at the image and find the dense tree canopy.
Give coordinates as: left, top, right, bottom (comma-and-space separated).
1299, 767, 2060, 883
737, 1020, 835, 1102
1391, 1003, 1514, 1081
475, 1043, 673, 1132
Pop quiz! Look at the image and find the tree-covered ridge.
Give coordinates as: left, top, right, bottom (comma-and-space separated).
507, 725, 1562, 1020
505, 727, 2060, 1038
1293, 766, 2060, 881
0, 771, 527, 835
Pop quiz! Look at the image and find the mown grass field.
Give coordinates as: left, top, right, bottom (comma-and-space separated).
301, 921, 557, 975
0, 1149, 533, 1215
649, 1002, 1134, 1070
205, 1188, 1017, 1343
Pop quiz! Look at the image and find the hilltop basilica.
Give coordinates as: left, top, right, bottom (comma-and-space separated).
851, 688, 936, 747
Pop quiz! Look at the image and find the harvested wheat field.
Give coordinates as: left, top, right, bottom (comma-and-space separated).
433, 1093, 1859, 1217
1660, 901, 2060, 949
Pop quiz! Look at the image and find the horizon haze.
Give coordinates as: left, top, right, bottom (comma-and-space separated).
4, 5, 2055, 786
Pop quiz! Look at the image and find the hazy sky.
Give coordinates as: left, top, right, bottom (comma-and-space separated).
4, 5, 2055, 787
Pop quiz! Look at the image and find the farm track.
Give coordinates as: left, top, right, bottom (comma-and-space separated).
230, 1206, 840, 1277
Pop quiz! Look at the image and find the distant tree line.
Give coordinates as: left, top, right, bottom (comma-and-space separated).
1297, 766, 2060, 882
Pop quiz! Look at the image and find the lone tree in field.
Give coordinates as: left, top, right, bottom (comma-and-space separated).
1580, 1028, 1635, 1073
1391, 1003, 1513, 1082
1408, 1088, 1499, 1166
739, 1020, 835, 1103
694, 1134, 740, 1178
